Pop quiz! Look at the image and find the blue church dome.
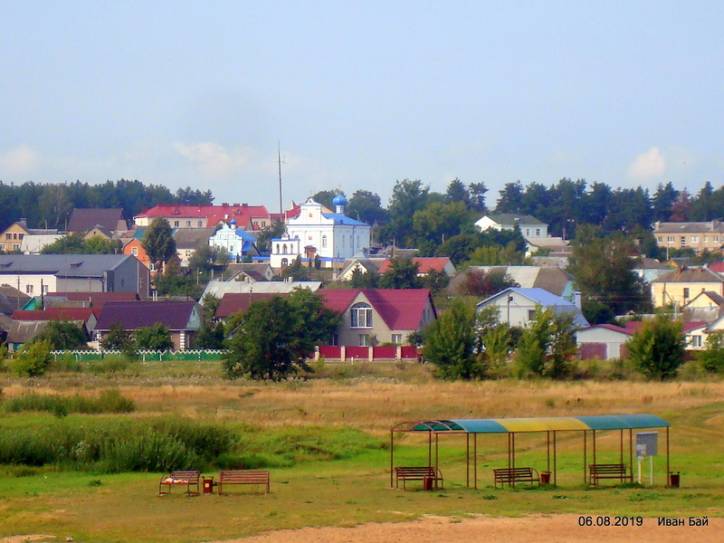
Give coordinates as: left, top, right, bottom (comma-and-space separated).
332, 194, 348, 206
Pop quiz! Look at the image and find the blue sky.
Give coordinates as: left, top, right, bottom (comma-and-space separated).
1, 0, 722, 210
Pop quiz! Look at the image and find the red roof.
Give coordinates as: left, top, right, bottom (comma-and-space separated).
624, 320, 707, 334
215, 293, 287, 319
95, 301, 197, 331
135, 204, 271, 230
587, 323, 631, 335
377, 257, 453, 275
320, 288, 434, 330
709, 261, 724, 274
12, 308, 95, 322
47, 291, 139, 310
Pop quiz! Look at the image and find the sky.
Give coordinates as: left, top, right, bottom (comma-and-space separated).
1, 0, 722, 211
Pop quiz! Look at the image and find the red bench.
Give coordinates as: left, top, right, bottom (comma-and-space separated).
218, 470, 270, 495
159, 470, 200, 496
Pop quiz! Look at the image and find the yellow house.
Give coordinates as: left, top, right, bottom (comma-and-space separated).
0, 220, 59, 253
651, 267, 724, 308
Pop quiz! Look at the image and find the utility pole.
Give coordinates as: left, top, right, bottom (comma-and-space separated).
277, 141, 283, 215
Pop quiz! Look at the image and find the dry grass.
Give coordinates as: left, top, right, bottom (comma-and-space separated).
2, 363, 722, 435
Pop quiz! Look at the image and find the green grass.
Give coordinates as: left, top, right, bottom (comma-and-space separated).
1, 389, 135, 416
0, 366, 722, 541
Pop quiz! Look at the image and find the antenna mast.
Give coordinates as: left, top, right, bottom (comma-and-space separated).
277, 141, 283, 215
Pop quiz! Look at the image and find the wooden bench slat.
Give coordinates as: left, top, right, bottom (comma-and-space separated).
493, 467, 539, 488
218, 470, 270, 494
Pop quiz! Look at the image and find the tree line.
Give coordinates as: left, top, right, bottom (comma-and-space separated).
0, 179, 214, 231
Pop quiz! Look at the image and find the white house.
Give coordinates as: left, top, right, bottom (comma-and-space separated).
476, 287, 588, 328
475, 213, 548, 241
576, 324, 632, 360
208, 221, 257, 261
270, 196, 371, 269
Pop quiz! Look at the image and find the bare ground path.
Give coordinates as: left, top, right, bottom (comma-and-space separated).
216, 514, 721, 543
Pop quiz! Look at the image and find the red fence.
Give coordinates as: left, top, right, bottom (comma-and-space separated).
315, 345, 420, 361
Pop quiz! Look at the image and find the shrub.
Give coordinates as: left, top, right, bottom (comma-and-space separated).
36, 321, 87, 350
136, 323, 174, 351
697, 333, 723, 373
8, 340, 52, 377
626, 316, 686, 380
423, 299, 482, 380
2, 390, 135, 415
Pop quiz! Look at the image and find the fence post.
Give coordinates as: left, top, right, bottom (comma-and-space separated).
314, 346, 320, 361
340, 345, 346, 362
368, 346, 374, 362
396, 345, 401, 360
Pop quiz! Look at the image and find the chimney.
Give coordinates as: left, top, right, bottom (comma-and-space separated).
574, 291, 582, 309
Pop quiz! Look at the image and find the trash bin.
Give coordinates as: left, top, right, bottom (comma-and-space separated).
203, 476, 215, 494
540, 471, 551, 485
423, 476, 433, 491
669, 472, 680, 488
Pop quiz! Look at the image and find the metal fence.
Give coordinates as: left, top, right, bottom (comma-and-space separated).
50, 350, 227, 362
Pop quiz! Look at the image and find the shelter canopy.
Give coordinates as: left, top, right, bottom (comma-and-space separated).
400, 414, 669, 434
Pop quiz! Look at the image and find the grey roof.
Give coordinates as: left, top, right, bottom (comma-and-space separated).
486, 213, 546, 226
67, 208, 126, 233
477, 287, 589, 328
652, 267, 724, 284
202, 279, 322, 299
222, 263, 273, 282
0, 315, 49, 344
0, 285, 30, 315
173, 227, 216, 249
654, 220, 724, 234
0, 255, 131, 278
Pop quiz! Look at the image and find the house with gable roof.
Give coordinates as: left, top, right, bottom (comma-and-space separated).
476, 287, 589, 329
320, 288, 436, 346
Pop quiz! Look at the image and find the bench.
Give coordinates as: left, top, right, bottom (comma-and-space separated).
589, 463, 631, 485
493, 467, 539, 488
159, 470, 200, 496
394, 466, 444, 490
218, 470, 270, 494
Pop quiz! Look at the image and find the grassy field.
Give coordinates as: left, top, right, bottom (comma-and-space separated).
0, 361, 722, 542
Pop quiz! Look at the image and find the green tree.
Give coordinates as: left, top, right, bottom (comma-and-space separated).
445, 178, 470, 206
135, 323, 174, 351
424, 299, 482, 380
567, 225, 646, 320
697, 333, 723, 373
101, 323, 137, 357
196, 294, 225, 349
223, 290, 339, 380
421, 269, 450, 294
281, 256, 309, 281
349, 267, 379, 288
456, 269, 518, 297
143, 218, 176, 268
36, 321, 87, 350
412, 201, 470, 251
311, 189, 343, 210
546, 313, 577, 379
9, 340, 52, 377
626, 316, 686, 380
514, 307, 553, 378
347, 190, 387, 225
255, 220, 286, 253
468, 182, 488, 212
380, 258, 421, 288
382, 179, 429, 245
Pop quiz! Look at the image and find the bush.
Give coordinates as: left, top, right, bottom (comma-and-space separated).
697, 333, 724, 373
0, 416, 236, 472
2, 390, 135, 415
626, 316, 686, 380
8, 340, 52, 377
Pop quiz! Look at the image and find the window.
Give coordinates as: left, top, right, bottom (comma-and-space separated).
42, 284, 48, 294
683, 288, 690, 299
321, 235, 327, 248
186, 220, 191, 227
691, 335, 702, 348
174, 220, 179, 227
18, 233, 24, 240
350, 302, 373, 328
359, 334, 370, 347
525, 228, 530, 236
132, 247, 138, 256
680, 236, 686, 246
149, 262, 156, 271
198, 220, 203, 227
667, 236, 674, 242
391, 334, 402, 345
25, 284, 33, 294
535, 228, 541, 236
281, 258, 288, 267
657, 236, 662, 242
528, 309, 536, 321
691, 235, 699, 243
4, 234, 10, 240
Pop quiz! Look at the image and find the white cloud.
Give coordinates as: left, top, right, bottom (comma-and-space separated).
0, 145, 39, 176
627, 147, 666, 180
174, 142, 252, 177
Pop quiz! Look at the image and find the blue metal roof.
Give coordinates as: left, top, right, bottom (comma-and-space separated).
321, 213, 368, 226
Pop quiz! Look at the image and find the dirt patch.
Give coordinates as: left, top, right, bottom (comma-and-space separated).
0, 536, 56, 543
217, 514, 721, 543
